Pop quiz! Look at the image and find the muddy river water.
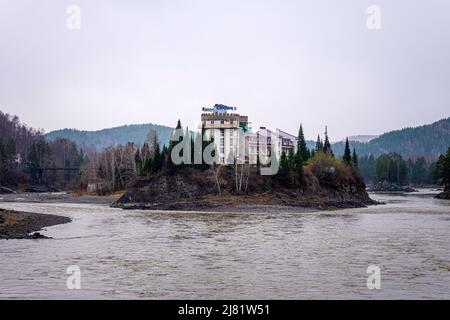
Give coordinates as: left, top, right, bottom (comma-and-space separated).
0, 189, 449, 299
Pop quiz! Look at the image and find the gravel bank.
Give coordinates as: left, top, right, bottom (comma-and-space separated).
0, 208, 71, 240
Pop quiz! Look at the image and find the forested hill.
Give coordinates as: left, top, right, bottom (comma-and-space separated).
46, 117, 450, 158
45, 124, 174, 150
330, 117, 450, 158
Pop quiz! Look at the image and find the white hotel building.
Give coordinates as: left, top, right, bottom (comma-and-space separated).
201, 105, 251, 164
200, 104, 297, 165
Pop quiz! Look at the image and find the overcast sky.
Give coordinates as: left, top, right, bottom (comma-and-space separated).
0, 0, 449, 140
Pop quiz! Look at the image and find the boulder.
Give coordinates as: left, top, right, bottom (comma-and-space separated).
30, 232, 50, 239
435, 189, 450, 200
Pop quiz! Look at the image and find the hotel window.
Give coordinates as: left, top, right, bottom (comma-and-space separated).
221, 120, 224, 124
220, 129, 225, 154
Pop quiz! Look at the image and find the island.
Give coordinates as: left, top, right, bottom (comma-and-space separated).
113, 152, 376, 211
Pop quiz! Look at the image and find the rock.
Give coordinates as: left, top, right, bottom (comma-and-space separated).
435, 189, 450, 200
367, 181, 418, 192
30, 232, 51, 239
0, 186, 16, 194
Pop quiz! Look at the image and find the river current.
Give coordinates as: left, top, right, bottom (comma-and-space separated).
0, 189, 449, 299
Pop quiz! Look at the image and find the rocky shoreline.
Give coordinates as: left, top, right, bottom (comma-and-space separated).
435, 189, 450, 200
114, 199, 377, 213
0, 208, 71, 240
113, 170, 379, 212
367, 181, 418, 193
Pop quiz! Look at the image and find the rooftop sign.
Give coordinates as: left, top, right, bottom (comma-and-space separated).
202, 104, 237, 113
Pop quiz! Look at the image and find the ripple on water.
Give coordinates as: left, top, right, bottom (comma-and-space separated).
0, 191, 450, 299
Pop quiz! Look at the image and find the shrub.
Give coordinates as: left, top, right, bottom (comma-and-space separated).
306, 152, 356, 189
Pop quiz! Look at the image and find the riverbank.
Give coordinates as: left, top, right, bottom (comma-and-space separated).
0, 208, 71, 240
14, 190, 377, 212
0, 189, 378, 213
1, 190, 448, 299
435, 189, 450, 199
113, 165, 377, 212
114, 193, 377, 212
366, 181, 419, 193
0, 191, 117, 239
0, 191, 120, 205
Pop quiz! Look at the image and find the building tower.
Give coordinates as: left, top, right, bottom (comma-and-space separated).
200, 104, 252, 164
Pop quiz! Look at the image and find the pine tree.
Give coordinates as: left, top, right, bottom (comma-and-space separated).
343, 138, 352, 165
294, 150, 304, 187
434, 148, 450, 190
351, 148, 358, 167
297, 124, 310, 161
434, 154, 445, 182
153, 143, 162, 172
315, 135, 323, 152
411, 157, 426, 184
376, 153, 409, 185
161, 145, 169, 168
323, 126, 333, 156
143, 157, 153, 175
183, 127, 191, 167
141, 143, 150, 163
0, 140, 6, 185
193, 130, 203, 169
27, 137, 52, 182
167, 119, 183, 171
135, 149, 143, 175
278, 151, 293, 187
288, 149, 295, 167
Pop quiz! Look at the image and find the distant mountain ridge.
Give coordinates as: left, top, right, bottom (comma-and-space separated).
46, 117, 450, 159
330, 117, 450, 158
45, 123, 174, 150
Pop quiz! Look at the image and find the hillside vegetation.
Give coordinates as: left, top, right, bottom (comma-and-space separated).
45, 124, 174, 150
0, 111, 85, 189
331, 117, 450, 158
46, 117, 450, 159
114, 152, 374, 211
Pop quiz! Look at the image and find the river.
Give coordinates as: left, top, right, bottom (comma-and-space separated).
0, 189, 449, 299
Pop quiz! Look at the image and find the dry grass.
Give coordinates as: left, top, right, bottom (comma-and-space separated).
0, 209, 26, 226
